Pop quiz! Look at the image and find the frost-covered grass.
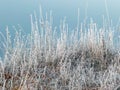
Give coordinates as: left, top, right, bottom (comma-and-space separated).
0, 9, 120, 90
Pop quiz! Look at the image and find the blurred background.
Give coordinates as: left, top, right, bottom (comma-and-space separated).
0, 0, 120, 32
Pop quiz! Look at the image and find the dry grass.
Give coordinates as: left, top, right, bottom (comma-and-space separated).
0, 8, 120, 90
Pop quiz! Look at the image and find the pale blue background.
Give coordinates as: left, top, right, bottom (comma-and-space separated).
0, 0, 120, 31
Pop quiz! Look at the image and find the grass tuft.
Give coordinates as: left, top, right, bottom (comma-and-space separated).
0, 8, 120, 90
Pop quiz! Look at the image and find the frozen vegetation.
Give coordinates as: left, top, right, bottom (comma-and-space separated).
0, 8, 120, 90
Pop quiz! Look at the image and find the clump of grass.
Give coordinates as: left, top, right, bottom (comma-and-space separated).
0, 8, 120, 90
